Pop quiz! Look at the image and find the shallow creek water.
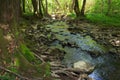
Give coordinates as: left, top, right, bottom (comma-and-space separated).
30, 21, 120, 80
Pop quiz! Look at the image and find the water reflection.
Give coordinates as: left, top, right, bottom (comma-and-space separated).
89, 71, 103, 80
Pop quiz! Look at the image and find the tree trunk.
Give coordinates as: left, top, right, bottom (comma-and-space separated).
55, 0, 61, 9
74, 0, 81, 17
81, 0, 86, 16
69, 0, 74, 13
39, 0, 43, 17
22, 0, 25, 13
45, 0, 49, 16
40, 0, 45, 15
0, 0, 21, 24
31, 0, 38, 15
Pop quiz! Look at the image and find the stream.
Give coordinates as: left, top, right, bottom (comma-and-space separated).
26, 21, 120, 80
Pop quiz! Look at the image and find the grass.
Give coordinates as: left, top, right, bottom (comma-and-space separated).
86, 13, 120, 27
67, 13, 76, 18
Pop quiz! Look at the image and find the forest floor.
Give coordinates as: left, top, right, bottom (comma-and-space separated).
1, 17, 119, 80
18, 17, 120, 80
22, 18, 120, 55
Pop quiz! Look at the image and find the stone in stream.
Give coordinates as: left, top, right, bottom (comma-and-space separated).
73, 61, 95, 72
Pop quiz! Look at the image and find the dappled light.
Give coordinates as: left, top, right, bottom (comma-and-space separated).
0, 0, 120, 80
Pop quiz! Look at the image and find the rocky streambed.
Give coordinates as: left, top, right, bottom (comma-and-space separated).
24, 21, 120, 80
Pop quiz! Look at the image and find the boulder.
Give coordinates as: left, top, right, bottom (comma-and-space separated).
73, 61, 95, 72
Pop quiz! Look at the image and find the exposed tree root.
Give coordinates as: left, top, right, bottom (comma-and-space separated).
33, 52, 45, 63
51, 67, 93, 80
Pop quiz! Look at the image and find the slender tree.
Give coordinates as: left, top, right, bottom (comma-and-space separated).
81, 0, 86, 16
74, 0, 81, 17
41, 0, 46, 14
45, 0, 49, 16
55, 0, 61, 8
39, 0, 43, 17
69, 0, 74, 13
31, 0, 38, 15
22, 0, 25, 13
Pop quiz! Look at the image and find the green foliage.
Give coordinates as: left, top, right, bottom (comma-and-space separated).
0, 74, 16, 80
91, 0, 120, 15
0, 76, 10, 80
22, 0, 120, 19
44, 62, 51, 76
85, 0, 120, 27
19, 44, 36, 62
92, 0, 107, 14
24, 0, 33, 13
86, 13, 120, 27
36, 62, 51, 77
0, 66, 18, 80
67, 13, 76, 19
9, 67, 18, 73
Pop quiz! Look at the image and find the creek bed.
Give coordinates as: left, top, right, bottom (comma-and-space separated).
26, 21, 120, 80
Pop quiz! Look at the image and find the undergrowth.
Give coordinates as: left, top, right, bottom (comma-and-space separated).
86, 13, 120, 27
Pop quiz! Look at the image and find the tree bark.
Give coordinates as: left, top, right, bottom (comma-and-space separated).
41, 0, 45, 15
39, 0, 43, 17
74, 0, 81, 17
22, 0, 25, 13
55, 0, 61, 9
69, 0, 74, 13
81, 0, 86, 16
31, 0, 38, 15
0, 0, 21, 23
45, 0, 48, 15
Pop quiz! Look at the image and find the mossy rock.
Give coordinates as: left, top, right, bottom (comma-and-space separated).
15, 51, 51, 79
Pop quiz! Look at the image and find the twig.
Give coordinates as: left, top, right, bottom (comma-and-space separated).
0, 66, 29, 80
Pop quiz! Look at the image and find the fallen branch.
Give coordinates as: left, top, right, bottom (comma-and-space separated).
0, 66, 29, 80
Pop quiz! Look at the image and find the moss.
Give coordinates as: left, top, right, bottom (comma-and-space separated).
15, 52, 34, 71
19, 44, 36, 62
0, 75, 15, 80
35, 62, 51, 77
14, 50, 51, 78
